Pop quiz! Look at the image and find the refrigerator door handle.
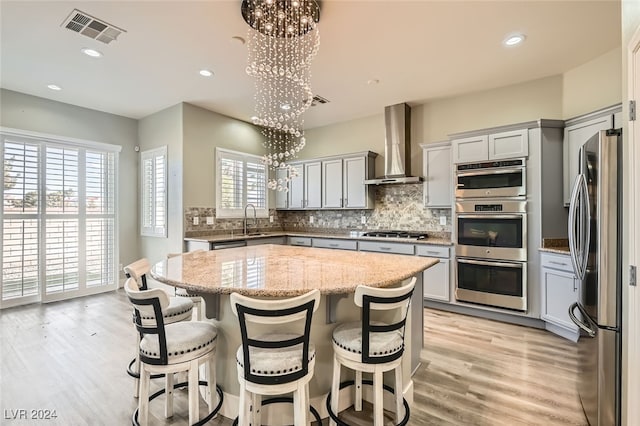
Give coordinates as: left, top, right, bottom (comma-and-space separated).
568, 302, 597, 338
568, 175, 582, 277
578, 174, 591, 281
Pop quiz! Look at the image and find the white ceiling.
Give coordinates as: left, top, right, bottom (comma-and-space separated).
0, 1, 621, 129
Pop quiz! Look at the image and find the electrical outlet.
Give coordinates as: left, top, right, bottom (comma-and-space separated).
269, 215, 274, 223
309, 215, 314, 224
361, 215, 366, 225
193, 216, 199, 226
206, 216, 214, 225
439, 216, 447, 226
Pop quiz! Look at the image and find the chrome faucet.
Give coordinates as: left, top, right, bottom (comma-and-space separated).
243, 203, 257, 235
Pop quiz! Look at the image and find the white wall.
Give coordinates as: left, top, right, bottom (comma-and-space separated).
137, 103, 184, 263
563, 47, 623, 119
182, 103, 265, 208
0, 88, 139, 273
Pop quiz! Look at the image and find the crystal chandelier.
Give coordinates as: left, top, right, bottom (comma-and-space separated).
242, 0, 320, 191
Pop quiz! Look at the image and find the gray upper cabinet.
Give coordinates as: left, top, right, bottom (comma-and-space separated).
452, 129, 528, 164
278, 151, 377, 210
563, 105, 620, 206
420, 141, 452, 208
304, 161, 322, 209
275, 168, 289, 209
322, 158, 343, 208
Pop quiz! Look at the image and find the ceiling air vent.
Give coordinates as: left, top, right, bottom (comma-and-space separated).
61, 9, 126, 44
311, 95, 330, 107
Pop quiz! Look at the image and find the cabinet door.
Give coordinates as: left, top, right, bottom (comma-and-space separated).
541, 267, 579, 332
288, 164, 305, 209
304, 161, 322, 208
563, 114, 613, 205
275, 168, 289, 209
423, 259, 450, 301
488, 129, 528, 160
452, 135, 488, 163
322, 159, 343, 208
343, 156, 367, 208
423, 145, 452, 208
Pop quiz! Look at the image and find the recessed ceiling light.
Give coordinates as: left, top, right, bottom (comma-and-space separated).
367, 79, 380, 85
503, 34, 526, 46
199, 69, 214, 77
81, 48, 102, 58
47, 84, 62, 91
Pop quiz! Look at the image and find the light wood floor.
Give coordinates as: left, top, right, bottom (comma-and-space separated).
0, 290, 587, 425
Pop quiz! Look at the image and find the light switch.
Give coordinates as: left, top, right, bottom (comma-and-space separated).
269, 215, 274, 223
193, 217, 199, 225
361, 215, 366, 225
206, 216, 214, 225
309, 215, 314, 224
439, 216, 447, 226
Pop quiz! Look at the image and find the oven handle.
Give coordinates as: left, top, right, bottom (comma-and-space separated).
456, 214, 524, 219
456, 168, 523, 178
456, 258, 524, 269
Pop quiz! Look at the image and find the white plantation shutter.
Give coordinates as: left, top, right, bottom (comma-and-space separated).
141, 147, 167, 237
1, 129, 119, 307
216, 148, 268, 218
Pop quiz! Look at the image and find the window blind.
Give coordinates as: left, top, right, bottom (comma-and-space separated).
216, 148, 268, 218
140, 146, 167, 237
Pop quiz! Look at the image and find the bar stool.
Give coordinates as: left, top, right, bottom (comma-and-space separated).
168, 252, 205, 321
327, 277, 416, 426
124, 258, 194, 397
124, 278, 221, 426
230, 289, 321, 426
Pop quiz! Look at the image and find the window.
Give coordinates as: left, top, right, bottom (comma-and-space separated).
216, 148, 268, 218
140, 146, 167, 237
1, 128, 119, 307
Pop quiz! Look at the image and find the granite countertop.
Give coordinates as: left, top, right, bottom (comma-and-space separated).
150, 244, 438, 296
540, 238, 570, 255
184, 231, 453, 246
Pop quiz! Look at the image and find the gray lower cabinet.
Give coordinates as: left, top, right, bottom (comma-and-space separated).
416, 245, 451, 302
312, 238, 358, 251
246, 236, 286, 246
358, 241, 415, 255
288, 236, 312, 247
540, 251, 580, 341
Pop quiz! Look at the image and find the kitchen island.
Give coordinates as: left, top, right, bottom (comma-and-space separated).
150, 244, 437, 422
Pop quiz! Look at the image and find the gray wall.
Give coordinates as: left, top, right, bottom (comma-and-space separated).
0, 88, 139, 275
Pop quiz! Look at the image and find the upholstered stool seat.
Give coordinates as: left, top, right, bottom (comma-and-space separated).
328, 278, 416, 426
235, 333, 316, 377
168, 252, 205, 321
124, 278, 222, 426
138, 296, 193, 323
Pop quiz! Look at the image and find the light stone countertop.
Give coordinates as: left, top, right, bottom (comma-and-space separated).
184, 231, 453, 246
539, 247, 570, 255
150, 244, 438, 296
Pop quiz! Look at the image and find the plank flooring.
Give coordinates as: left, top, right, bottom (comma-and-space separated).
0, 290, 587, 425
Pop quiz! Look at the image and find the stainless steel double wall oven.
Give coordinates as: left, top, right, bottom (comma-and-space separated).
454, 159, 528, 311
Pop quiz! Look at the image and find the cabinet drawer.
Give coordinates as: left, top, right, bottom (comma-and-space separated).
288, 237, 312, 247
358, 241, 415, 255
312, 238, 358, 251
415, 245, 450, 259
246, 237, 286, 246
540, 252, 574, 273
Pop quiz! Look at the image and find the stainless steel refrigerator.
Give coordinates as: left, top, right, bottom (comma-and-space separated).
568, 129, 622, 426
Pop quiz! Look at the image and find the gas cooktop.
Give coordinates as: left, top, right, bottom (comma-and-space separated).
362, 230, 428, 240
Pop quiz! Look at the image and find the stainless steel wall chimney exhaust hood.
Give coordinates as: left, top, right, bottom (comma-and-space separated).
364, 103, 423, 185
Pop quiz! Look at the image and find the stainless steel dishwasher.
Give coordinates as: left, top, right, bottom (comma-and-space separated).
210, 240, 247, 250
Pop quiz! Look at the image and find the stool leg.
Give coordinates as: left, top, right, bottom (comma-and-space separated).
188, 359, 199, 425
293, 382, 306, 425
138, 366, 151, 426
394, 364, 404, 424
238, 381, 249, 426
206, 353, 216, 413
133, 335, 141, 398
304, 383, 311, 426
251, 393, 261, 426
165, 372, 174, 418
329, 355, 341, 426
373, 369, 384, 426
355, 370, 363, 412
